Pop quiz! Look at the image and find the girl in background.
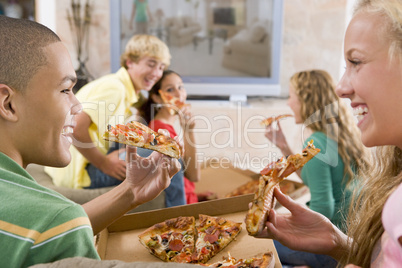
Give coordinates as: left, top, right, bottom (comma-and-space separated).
258, 1, 402, 267
141, 70, 202, 205
129, 0, 152, 35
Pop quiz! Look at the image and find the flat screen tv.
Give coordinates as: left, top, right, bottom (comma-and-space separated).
213, 7, 236, 25
110, 0, 283, 100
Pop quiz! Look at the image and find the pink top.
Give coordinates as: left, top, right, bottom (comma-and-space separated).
372, 183, 402, 267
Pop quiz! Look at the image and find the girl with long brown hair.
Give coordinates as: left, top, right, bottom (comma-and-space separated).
265, 69, 370, 267
257, 1, 402, 267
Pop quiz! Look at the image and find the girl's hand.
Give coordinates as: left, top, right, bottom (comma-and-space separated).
264, 121, 289, 151
255, 188, 347, 258
180, 104, 195, 129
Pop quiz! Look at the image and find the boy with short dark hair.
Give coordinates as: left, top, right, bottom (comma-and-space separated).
0, 15, 179, 267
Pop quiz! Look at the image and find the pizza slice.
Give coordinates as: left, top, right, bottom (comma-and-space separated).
138, 216, 197, 263
245, 140, 320, 236
225, 179, 297, 198
193, 214, 242, 264
203, 252, 275, 268
159, 90, 190, 115
103, 121, 182, 158
261, 114, 293, 127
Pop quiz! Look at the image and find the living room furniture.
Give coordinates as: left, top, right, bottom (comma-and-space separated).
192, 28, 228, 54
26, 164, 165, 213
164, 16, 202, 46
222, 19, 271, 77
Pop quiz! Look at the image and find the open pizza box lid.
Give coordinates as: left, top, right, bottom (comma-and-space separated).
95, 194, 282, 267
196, 161, 309, 204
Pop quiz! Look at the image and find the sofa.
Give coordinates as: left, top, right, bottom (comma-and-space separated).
26, 164, 165, 213
165, 16, 202, 46
222, 20, 271, 77
29, 257, 196, 268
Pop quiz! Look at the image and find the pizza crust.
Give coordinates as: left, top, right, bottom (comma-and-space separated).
245, 140, 320, 236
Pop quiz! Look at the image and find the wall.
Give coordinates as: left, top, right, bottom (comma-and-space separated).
43, 0, 351, 93
51, 0, 111, 79
280, 0, 348, 95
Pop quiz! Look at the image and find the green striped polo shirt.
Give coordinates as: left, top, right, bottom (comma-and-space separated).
0, 153, 100, 267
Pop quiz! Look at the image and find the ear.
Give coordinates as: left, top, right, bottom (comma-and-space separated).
0, 84, 18, 122
126, 59, 135, 69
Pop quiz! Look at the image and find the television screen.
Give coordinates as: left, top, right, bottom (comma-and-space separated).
213, 8, 236, 25
111, 0, 283, 99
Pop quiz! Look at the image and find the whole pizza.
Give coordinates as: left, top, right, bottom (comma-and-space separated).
138, 214, 242, 264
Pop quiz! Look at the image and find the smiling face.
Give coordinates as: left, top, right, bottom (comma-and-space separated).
336, 12, 402, 148
127, 56, 166, 92
14, 42, 81, 167
159, 73, 187, 102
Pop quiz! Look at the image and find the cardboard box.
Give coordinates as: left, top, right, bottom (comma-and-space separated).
96, 194, 282, 267
196, 164, 308, 203
196, 164, 260, 198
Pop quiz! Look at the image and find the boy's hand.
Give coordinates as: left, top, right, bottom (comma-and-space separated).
125, 146, 181, 206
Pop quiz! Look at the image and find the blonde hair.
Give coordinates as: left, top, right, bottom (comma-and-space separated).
354, 0, 402, 64
290, 70, 370, 182
338, 1, 402, 267
120, 34, 171, 68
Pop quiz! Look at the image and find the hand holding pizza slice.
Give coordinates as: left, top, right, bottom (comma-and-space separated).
245, 140, 320, 236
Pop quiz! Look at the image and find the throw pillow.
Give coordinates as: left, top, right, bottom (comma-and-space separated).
249, 24, 266, 43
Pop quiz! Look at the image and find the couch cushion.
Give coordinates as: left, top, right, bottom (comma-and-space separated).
229, 30, 269, 57
173, 17, 185, 29
164, 17, 174, 27
26, 164, 115, 204
182, 16, 193, 27
249, 23, 267, 43
29, 257, 197, 268
26, 164, 166, 212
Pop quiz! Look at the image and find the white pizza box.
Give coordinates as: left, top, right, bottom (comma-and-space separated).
95, 194, 282, 267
